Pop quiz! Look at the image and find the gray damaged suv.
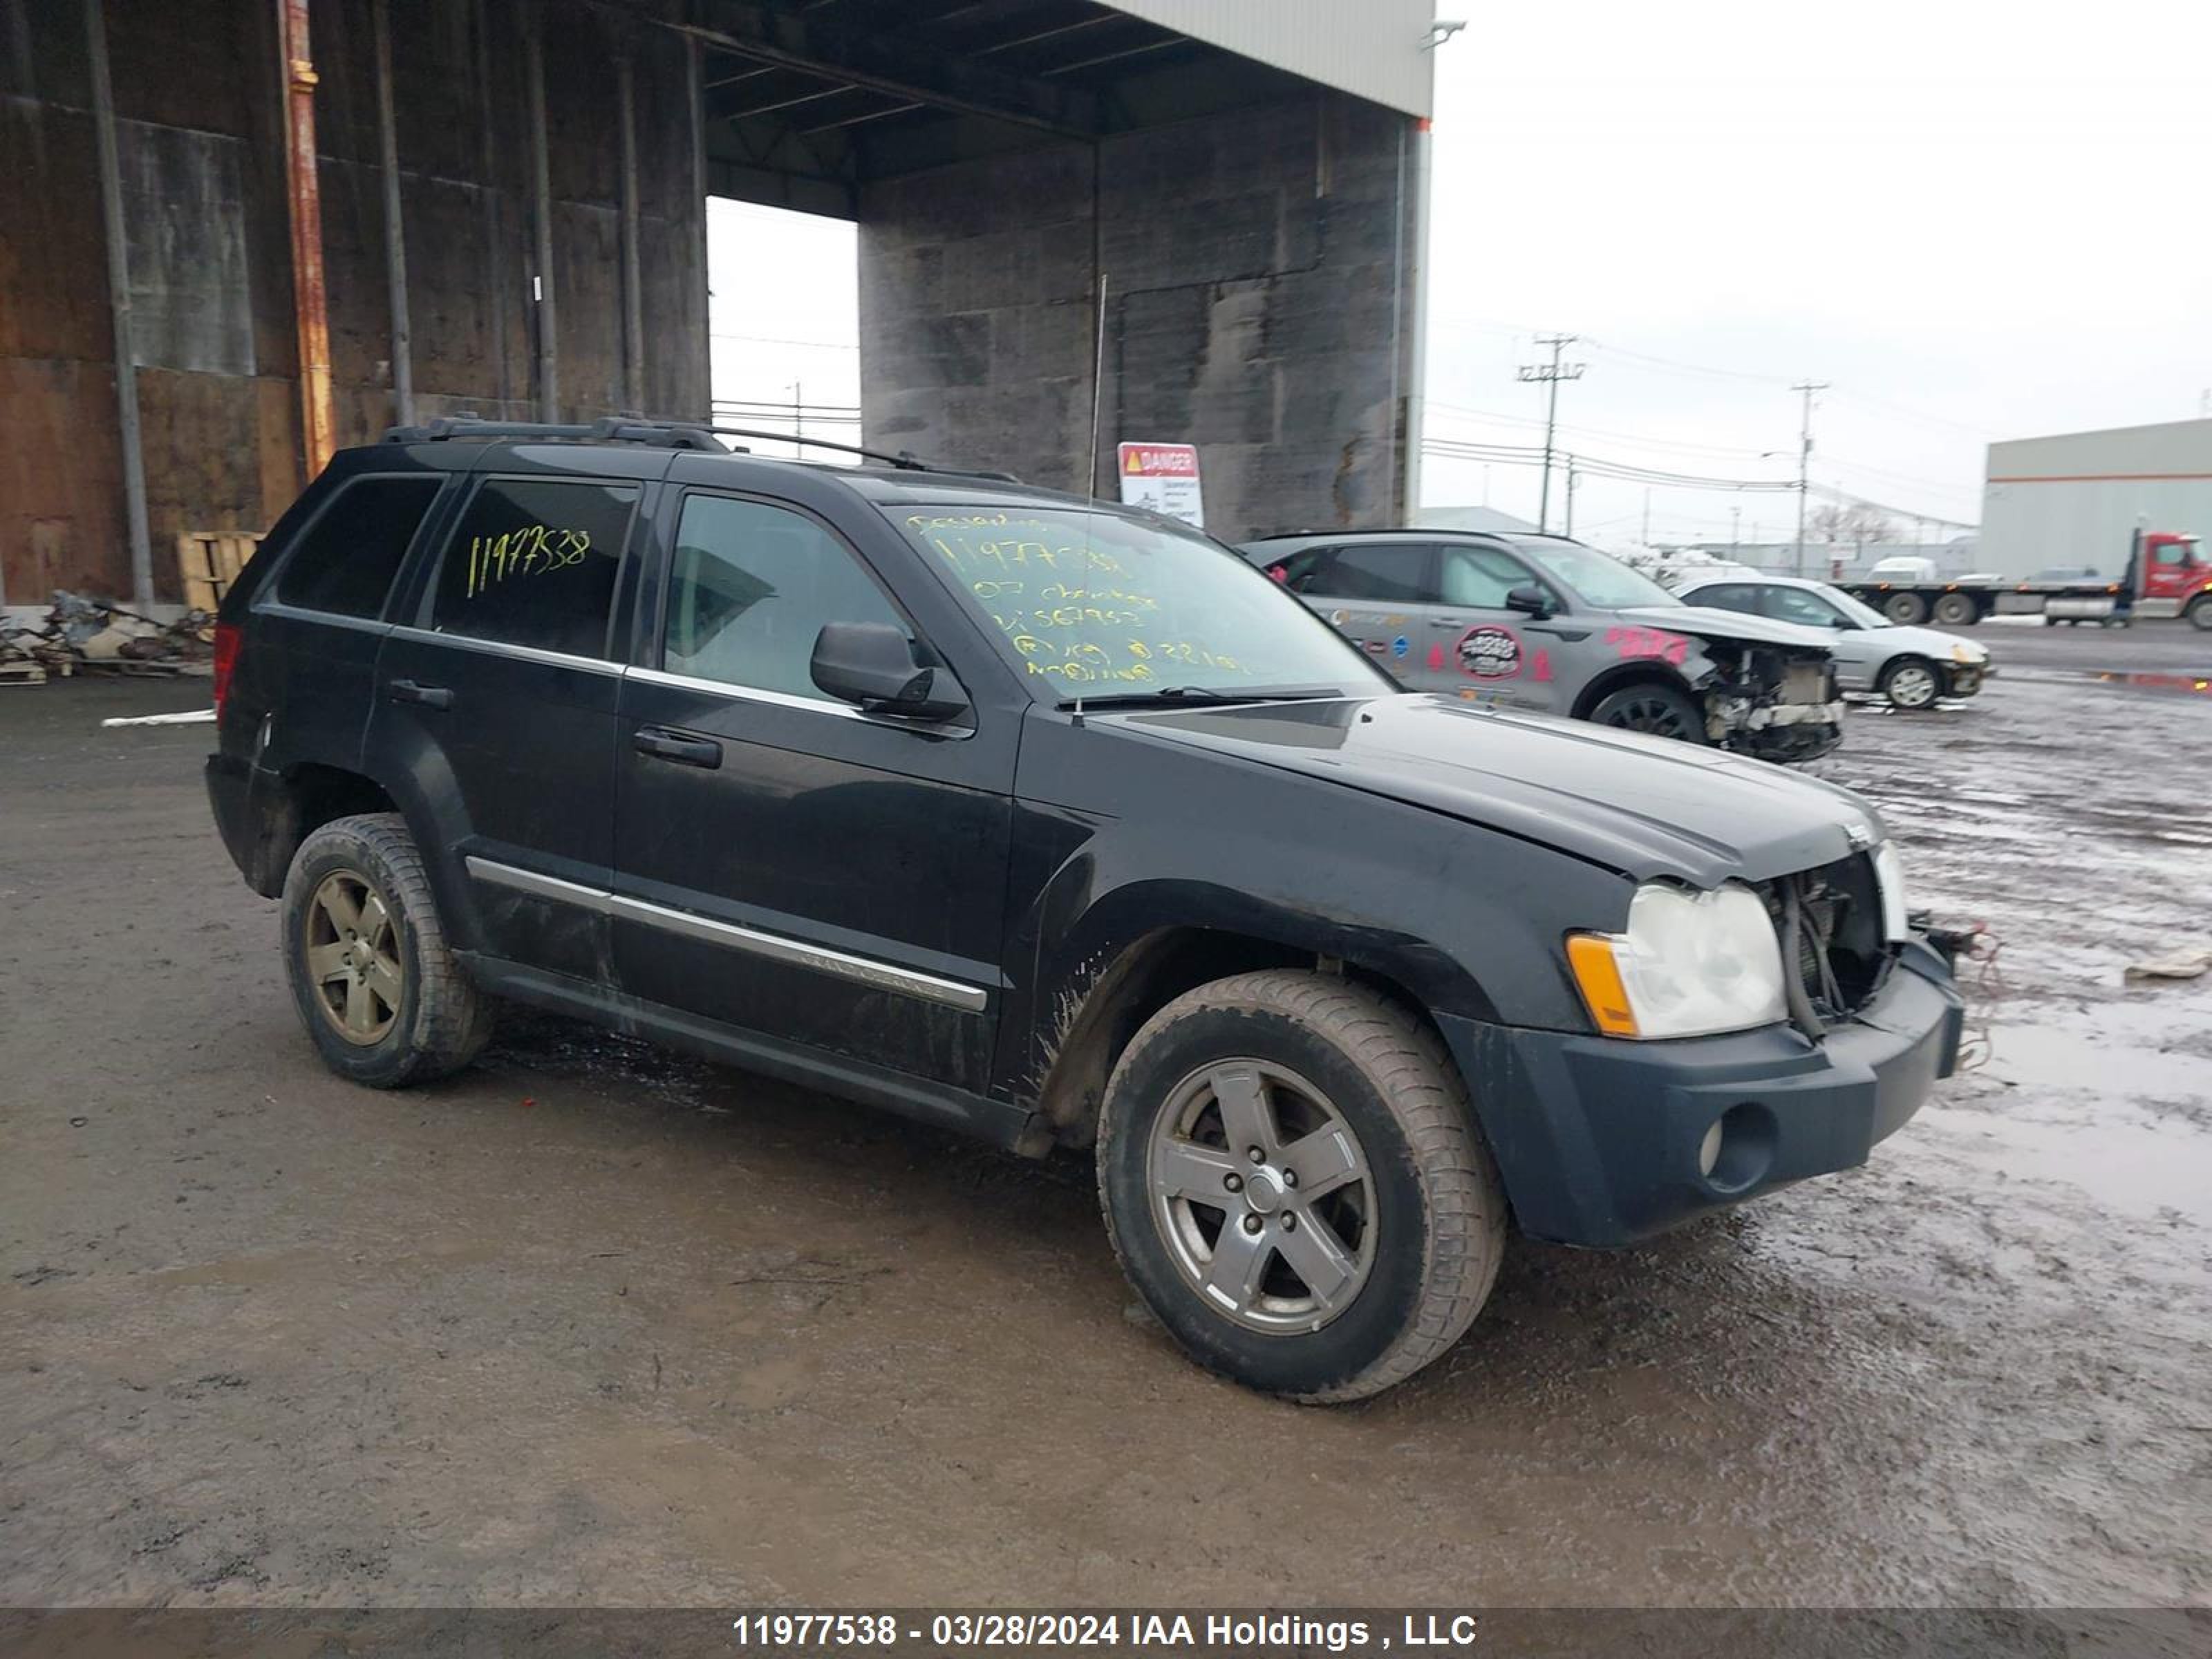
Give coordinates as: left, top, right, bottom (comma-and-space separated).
1243, 529, 1845, 761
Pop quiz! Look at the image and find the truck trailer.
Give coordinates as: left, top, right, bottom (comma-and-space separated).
1839, 531, 2211, 628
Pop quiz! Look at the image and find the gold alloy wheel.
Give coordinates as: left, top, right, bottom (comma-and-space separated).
303, 869, 403, 1045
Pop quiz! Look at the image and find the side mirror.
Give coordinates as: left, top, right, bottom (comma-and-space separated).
811, 622, 969, 722
1829, 615, 1857, 630
1505, 584, 1553, 618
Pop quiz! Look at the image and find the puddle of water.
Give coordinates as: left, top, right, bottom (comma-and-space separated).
1983, 1018, 2211, 1098
1953, 1017, 2212, 1223
1954, 1109, 2212, 1225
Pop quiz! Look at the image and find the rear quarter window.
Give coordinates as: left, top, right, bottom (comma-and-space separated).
425, 476, 640, 659
274, 474, 444, 619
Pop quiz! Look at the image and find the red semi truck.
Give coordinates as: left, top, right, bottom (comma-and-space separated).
1839, 531, 2211, 629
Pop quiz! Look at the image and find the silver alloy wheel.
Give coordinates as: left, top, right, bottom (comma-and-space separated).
1146, 1059, 1376, 1334
303, 869, 403, 1046
1886, 662, 1939, 709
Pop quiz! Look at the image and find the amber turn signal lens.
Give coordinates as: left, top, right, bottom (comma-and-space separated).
1566, 934, 1640, 1038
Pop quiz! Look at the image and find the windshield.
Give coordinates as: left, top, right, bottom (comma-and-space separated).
1817, 583, 1892, 628
1501, 535, 1683, 609
892, 506, 1388, 702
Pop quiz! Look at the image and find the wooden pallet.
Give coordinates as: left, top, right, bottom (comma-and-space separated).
0, 659, 48, 686
176, 530, 263, 615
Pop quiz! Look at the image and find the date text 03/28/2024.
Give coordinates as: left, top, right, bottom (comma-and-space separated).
728, 1612, 1484, 1651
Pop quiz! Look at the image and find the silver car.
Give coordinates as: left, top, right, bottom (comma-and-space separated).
1673, 574, 1991, 710
1241, 530, 1846, 762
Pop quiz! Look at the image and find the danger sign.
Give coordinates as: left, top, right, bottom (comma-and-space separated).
1116, 442, 1205, 530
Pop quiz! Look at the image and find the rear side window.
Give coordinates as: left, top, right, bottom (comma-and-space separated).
275, 475, 442, 619
427, 477, 639, 659
1297, 543, 1434, 603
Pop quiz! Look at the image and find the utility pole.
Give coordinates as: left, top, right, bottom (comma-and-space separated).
1564, 460, 1580, 537
1730, 503, 1741, 550
1790, 380, 1828, 578
1640, 488, 1651, 545
1518, 333, 1585, 532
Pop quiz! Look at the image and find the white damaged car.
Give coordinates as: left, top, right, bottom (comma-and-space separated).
1672, 573, 1991, 710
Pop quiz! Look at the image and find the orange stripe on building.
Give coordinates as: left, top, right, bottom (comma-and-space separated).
1987, 471, 2212, 484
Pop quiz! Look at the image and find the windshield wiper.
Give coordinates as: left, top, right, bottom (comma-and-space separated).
1057, 685, 1338, 709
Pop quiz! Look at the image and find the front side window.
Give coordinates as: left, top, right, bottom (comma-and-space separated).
276, 474, 442, 619
1762, 585, 1844, 628
1438, 545, 1538, 608
1687, 583, 1759, 614
427, 477, 639, 659
893, 506, 1385, 700
664, 494, 906, 700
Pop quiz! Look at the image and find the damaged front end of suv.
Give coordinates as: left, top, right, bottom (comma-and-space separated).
1691, 635, 1844, 762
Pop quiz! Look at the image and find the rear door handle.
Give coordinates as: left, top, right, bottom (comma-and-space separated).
633, 727, 722, 769
387, 679, 453, 711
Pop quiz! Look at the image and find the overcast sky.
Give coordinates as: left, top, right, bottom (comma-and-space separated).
711, 0, 2212, 546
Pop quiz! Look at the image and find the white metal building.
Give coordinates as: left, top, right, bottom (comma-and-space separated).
1980, 418, 2212, 579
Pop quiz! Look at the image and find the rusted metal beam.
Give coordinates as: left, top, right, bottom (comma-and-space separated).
277, 0, 335, 478
372, 0, 414, 426
84, 0, 153, 608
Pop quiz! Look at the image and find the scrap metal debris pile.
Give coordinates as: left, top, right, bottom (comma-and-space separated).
0, 592, 216, 685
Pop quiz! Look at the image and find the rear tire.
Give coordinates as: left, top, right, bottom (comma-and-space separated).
1880, 655, 1942, 711
281, 813, 494, 1088
1588, 682, 1705, 743
1884, 592, 1929, 624
1931, 592, 1976, 627
1097, 971, 1507, 1403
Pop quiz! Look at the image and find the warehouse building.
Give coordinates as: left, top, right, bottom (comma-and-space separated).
2, 0, 1439, 611
1980, 416, 2212, 579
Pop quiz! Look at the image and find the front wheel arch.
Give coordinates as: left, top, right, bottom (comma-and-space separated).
1569, 663, 1698, 723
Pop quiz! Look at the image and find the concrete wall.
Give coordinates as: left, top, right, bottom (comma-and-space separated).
0, 0, 708, 606
858, 90, 1416, 542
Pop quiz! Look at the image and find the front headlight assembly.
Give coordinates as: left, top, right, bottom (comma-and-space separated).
1567, 881, 1788, 1040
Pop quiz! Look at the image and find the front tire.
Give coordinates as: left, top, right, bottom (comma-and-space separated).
281, 813, 493, 1088
1588, 682, 1705, 743
1880, 655, 1942, 710
1097, 971, 1507, 1403
2188, 596, 2212, 632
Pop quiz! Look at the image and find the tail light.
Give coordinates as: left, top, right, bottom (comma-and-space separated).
212, 621, 242, 720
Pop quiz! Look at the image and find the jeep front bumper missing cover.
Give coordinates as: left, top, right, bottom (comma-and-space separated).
1435, 937, 1963, 1247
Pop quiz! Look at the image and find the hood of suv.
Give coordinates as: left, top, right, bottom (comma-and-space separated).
1612, 604, 1838, 653
1109, 693, 1881, 885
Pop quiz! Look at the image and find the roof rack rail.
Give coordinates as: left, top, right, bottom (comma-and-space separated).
384, 411, 1020, 482
383, 414, 729, 451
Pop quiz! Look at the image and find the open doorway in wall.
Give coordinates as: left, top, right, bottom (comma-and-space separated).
707, 200, 859, 462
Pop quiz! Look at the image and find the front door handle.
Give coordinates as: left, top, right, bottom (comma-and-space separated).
387, 679, 453, 711
633, 727, 722, 769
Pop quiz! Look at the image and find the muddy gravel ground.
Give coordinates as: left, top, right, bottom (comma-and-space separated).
2, 620, 2208, 1612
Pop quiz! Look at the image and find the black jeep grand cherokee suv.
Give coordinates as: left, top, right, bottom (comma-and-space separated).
207, 417, 1963, 1402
